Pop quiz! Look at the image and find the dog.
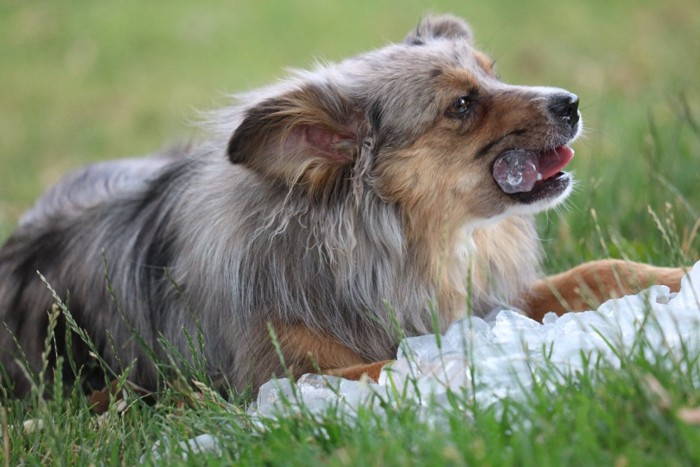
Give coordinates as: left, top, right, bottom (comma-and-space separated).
0, 15, 684, 397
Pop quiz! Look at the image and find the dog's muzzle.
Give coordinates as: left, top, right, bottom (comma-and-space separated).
491, 91, 580, 201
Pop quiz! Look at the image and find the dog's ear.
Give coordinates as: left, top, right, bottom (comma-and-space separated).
227, 84, 362, 190
405, 15, 473, 45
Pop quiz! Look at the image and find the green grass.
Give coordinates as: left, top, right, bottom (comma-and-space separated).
1, 1, 700, 465
4, 300, 700, 465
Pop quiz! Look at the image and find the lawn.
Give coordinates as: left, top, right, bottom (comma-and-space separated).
1, 0, 699, 464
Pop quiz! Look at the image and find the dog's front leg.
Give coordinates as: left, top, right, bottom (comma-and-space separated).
525, 259, 686, 321
273, 323, 392, 382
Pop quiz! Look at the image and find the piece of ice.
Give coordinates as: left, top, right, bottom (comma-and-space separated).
492, 150, 539, 193
379, 353, 471, 403
442, 316, 493, 351
252, 373, 377, 418
398, 333, 443, 361
146, 434, 222, 462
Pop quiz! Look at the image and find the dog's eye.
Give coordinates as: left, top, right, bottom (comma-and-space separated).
446, 95, 475, 118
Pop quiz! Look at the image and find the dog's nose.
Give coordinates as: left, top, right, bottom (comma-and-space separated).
548, 93, 580, 126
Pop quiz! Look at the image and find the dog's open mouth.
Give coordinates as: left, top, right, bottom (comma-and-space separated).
492, 145, 574, 201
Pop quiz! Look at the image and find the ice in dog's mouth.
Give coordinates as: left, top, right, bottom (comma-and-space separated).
492, 146, 575, 194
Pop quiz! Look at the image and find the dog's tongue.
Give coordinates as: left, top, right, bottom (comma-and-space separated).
493, 146, 574, 194
539, 146, 575, 180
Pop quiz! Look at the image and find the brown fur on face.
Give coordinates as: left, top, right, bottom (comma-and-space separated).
0, 15, 685, 397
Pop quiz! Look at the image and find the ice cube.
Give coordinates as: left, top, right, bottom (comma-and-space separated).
254, 378, 297, 417
296, 373, 375, 411
492, 150, 539, 193
377, 354, 471, 401
253, 374, 377, 418
442, 317, 493, 353
398, 333, 443, 361
146, 434, 222, 462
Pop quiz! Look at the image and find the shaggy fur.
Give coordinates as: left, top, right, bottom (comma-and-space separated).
0, 15, 684, 397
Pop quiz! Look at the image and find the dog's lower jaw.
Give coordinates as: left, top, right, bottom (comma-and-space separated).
498, 172, 574, 218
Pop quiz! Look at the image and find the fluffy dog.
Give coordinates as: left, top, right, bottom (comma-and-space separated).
0, 15, 684, 397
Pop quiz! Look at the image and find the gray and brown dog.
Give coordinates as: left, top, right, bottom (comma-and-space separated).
0, 15, 683, 397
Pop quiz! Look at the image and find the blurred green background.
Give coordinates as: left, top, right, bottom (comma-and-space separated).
1, 0, 698, 268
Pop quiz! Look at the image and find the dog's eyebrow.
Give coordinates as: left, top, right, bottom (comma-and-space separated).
442, 69, 480, 91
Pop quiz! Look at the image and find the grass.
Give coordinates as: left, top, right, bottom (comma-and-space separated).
4, 300, 700, 465
1, 1, 700, 465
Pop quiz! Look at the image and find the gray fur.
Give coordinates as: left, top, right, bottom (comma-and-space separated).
0, 15, 579, 396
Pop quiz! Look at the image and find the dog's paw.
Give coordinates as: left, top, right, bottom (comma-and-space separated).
324, 360, 393, 382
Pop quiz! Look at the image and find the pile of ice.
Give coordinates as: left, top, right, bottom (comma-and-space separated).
252, 261, 700, 419
148, 262, 700, 459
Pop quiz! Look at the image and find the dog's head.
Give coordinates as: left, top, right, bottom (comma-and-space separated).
226, 15, 581, 226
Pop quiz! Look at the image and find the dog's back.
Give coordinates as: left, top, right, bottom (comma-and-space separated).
0, 152, 190, 394
20, 157, 172, 225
